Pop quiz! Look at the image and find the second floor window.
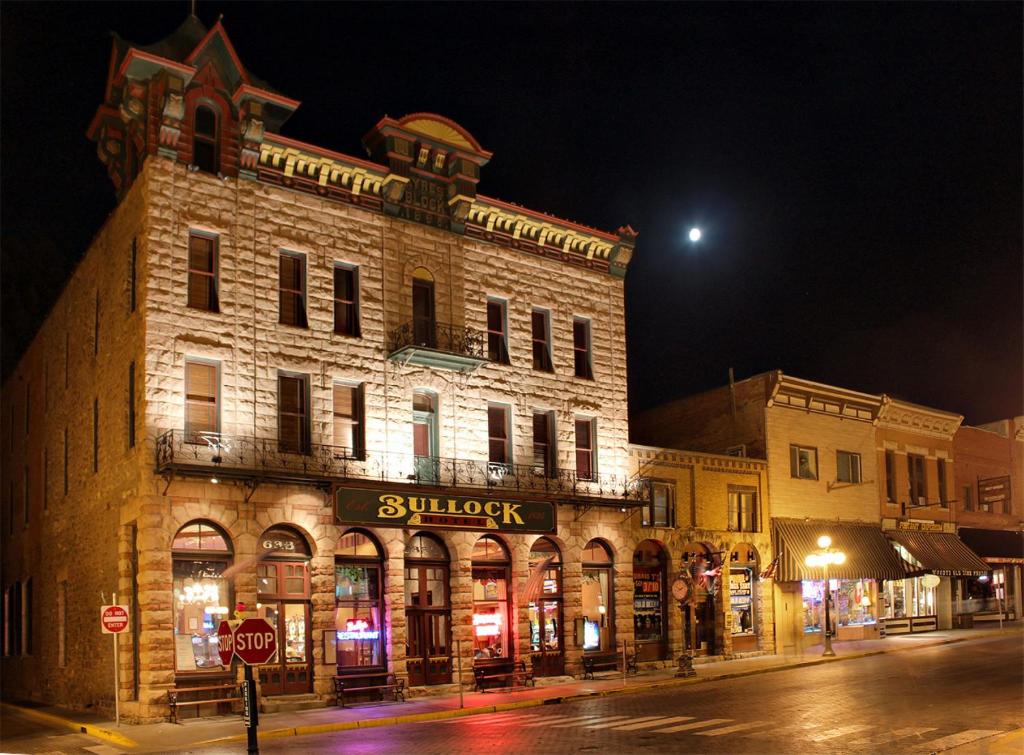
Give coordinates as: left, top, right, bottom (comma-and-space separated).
333, 264, 360, 336
486, 298, 510, 364
643, 482, 674, 527
936, 458, 948, 506
333, 383, 364, 459
187, 233, 219, 312
575, 417, 596, 480
790, 444, 818, 480
278, 373, 310, 454
962, 484, 973, 511
573, 317, 593, 379
279, 252, 307, 327
532, 411, 556, 478
885, 450, 897, 502
531, 309, 553, 372
185, 360, 218, 440
728, 489, 758, 532
907, 454, 926, 504
488, 404, 511, 466
836, 451, 861, 483
193, 105, 219, 174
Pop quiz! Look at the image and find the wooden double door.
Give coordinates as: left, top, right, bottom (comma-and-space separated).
405, 561, 452, 686
257, 558, 312, 696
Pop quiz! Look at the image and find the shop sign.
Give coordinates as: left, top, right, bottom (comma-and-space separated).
335, 487, 556, 534
472, 613, 502, 637
897, 520, 944, 532
337, 619, 380, 641
978, 476, 1010, 511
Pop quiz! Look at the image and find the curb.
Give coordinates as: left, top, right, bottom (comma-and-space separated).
0, 701, 138, 749
200, 628, 1020, 747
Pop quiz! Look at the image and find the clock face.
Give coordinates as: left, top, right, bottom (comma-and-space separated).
671, 578, 689, 601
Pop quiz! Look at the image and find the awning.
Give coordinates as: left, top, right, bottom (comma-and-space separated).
772, 518, 908, 582
957, 528, 1024, 565
885, 530, 990, 576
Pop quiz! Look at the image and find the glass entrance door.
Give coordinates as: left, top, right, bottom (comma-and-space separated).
413, 392, 438, 484
403, 546, 451, 687
257, 601, 312, 695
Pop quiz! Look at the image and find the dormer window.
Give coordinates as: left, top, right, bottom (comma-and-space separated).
193, 105, 219, 174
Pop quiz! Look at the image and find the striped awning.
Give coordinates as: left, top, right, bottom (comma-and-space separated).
772, 518, 908, 582
886, 530, 990, 577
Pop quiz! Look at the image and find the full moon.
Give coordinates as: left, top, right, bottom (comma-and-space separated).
688, 227, 702, 242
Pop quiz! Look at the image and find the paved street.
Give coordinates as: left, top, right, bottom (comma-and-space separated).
248, 635, 1021, 755
0, 705, 122, 755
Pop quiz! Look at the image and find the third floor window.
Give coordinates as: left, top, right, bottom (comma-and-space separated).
488, 404, 511, 467
575, 417, 596, 480
279, 252, 308, 328
531, 309, 553, 372
185, 359, 218, 440
278, 373, 310, 454
907, 454, 927, 504
333, 383, 364, 459
333, 264, 360, 337
532, 410, 556, 478
486, 298, 510, 364
573, 317, 593, 379
187, 233, 219, 312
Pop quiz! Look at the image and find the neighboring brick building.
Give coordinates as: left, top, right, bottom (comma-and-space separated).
952, 418, 1024, 621
0, 17, 652, 721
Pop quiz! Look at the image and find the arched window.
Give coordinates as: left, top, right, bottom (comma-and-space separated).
172, 521, 232, 674
404, 532, 451, 686
193, 105, 219, 174
528, 537, 564, 675
471, 536, 510, 661
335, 530, 385, 672
256, 526, 313, 695
582, 538, 614, 652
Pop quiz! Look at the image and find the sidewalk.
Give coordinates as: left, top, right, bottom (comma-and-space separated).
3, 623, 1019, 752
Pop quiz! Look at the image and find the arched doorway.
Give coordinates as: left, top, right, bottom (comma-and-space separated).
471, 536, 511, 661
528, 537, 564, 676
256, 526, 313, 695
171, 521, 233, 677
334, 529, 386, 674
633, 540, 669, 661
404, 532, 452, 686
729, 543, 760, 652
582, 539, 615, 653
681, 542, 720, 656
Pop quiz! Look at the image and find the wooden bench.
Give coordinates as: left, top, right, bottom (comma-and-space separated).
167, 682, 242, 723
581, 650, 638, 680
473, 659, 535, 692
333, 672, 405, 708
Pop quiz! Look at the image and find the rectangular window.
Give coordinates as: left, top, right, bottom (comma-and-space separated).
488, 404, 511, 466
836, 451, 861, 483
63, 427, 69, 496
129, 238, 137, 313
486, 298, 510, 364
57, 580, 67, 667
575, 417, 596, 480
907, 454, 927, 504
532, 411, 556, 478
184, 359, 219, 440
333, 383, 364, 459
789, 445, 818, 480
885, 450, 897, 502
963, 484, 973, 512
187, 232, 219, 312
728, 489, 758, 532
92, 399, 99, 474
531, 309, 553, 372
127, 361, 136, 449
936, 458, 948, 507
572, 317, 593, 379
643, 482, 674, 528
279, 252, 307, 327
333, 264, 360, 336
278, 373, 310, 454
94, 292, 100, 356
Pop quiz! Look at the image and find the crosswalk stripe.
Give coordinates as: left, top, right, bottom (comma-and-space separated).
459, 713, 541, 725
809, 724, 874, 741
521, 714, 609, 728
918, 730, 1003, 751
848, 727, 937, 747
548, 716, 630, 728
696, 721, 773, 737
587, 715, 671, 730
611, 716, 694, 731
652, 718, 732, 733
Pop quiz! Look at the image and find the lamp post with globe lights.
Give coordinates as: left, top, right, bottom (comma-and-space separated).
805, 535, 846, 657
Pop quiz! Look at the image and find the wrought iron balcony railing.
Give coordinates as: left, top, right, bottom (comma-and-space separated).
386, 319, 487, 371
155, 429, 651, 505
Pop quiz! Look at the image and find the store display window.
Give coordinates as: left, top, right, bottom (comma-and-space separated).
632, 540, 667, 646
472, 536, 510, 660
802, 579, 878, 632
528, 537, 562, 652
729, 543, 759, 637
335, 529, 385, 670
582, 539, 614, 652
172, 521, 232, 673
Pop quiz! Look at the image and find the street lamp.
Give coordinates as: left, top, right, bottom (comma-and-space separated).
805, 535, 846, 657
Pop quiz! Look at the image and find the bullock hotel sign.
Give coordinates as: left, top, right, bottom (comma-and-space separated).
335, 488, 557, 534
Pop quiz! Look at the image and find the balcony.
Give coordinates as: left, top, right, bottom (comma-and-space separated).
155, 429, 650, 508
386, 319, 487, 372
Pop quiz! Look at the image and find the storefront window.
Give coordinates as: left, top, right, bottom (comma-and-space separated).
472, 536, 510, 660
885, 577, 936, 618
172, 522, 232, 673
633, 540, 667, 648
582, 539, 614, 652
335, 529, 384, 670
729, 543, 759, 637
528, 537, 562, 653
802, 579, 877, 632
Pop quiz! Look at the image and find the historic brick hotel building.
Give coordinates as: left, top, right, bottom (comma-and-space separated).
0, 16, 695, 721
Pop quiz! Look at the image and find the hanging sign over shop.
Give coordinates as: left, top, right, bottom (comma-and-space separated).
335, 487, 556, 534
897, 520, 945, 532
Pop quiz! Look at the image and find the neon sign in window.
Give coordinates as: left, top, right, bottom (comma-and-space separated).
337, 618, 380, 641
473, 612, 503, 637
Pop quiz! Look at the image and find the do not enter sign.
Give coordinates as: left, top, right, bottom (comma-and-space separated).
100, 605, 130, 634
232, 618, 278, 665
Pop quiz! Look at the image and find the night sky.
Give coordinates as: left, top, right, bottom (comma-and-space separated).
2, 3, 1020, 424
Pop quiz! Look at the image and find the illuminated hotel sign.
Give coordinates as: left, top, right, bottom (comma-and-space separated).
336, 488, 556, 534
337, 619, 379, 641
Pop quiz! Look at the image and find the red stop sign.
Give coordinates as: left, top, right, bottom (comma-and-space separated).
233, 618, 277, 665
217, 620, 235, 666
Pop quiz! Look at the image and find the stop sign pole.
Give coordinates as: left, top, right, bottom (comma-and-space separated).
220, 617, 276, 755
